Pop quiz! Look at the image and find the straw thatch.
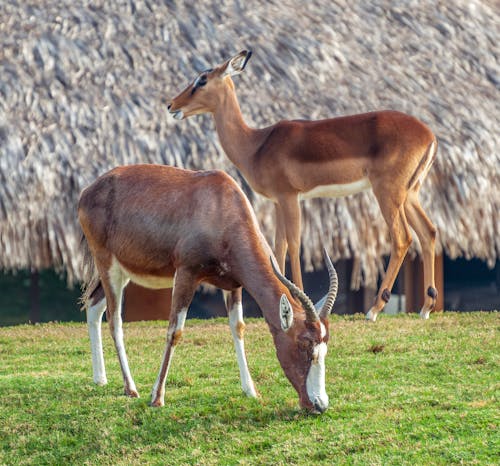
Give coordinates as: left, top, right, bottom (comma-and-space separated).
1, 0, 499, 288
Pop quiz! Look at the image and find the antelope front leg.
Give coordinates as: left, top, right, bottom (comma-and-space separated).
274, 203, 288, 273
224, 289, 258, 398
279, 195, 304, 290
151, 269, 196, 407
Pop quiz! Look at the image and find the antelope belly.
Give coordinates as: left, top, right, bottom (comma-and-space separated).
298, 178, 371, 200
119, 262, 174, 289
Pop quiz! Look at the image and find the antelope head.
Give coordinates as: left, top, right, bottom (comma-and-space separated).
271, 249, 338, 413
168, 50, 252, 119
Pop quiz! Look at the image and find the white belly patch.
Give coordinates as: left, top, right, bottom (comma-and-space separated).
117, 260, 174, 289
298, 178, 371, 200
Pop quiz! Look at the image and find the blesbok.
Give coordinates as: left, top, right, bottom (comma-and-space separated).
168, 50, 438, 321
79, 164, 338, 413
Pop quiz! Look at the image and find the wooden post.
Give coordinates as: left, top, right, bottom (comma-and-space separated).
404, 254, 444, 313
29, 270, 40, 324
345, 258, 376, 314
347, 286, 377, 315
435, 255, 444, 311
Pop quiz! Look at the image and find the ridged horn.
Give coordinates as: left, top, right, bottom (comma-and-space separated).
318, 248, 338, 319
270, 257, 318, 323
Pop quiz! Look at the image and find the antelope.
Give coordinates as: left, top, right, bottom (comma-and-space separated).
168, 50, 438, 321
78, 164, 338, 413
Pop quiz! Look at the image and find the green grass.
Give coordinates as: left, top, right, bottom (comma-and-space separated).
0, 312, 498, 465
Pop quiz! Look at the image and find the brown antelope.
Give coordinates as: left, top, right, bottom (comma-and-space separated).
168, 50, 438, 321
79, 164, 338, 413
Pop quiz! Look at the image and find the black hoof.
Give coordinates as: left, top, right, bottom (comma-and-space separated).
427, 286, 438, 299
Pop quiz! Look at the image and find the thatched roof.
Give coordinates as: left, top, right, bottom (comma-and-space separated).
1, 0, 499, 288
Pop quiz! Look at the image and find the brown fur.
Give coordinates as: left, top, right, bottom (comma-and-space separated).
172, 330, 183, 346
236, 321, 245, 340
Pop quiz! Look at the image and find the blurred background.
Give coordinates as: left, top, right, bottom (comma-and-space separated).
0, 0, 498, 325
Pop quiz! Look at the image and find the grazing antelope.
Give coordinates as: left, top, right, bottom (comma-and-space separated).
79, 164, 338, 413
168, 50, 438, 321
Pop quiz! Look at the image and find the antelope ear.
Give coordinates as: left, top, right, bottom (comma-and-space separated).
223, 50, 252, 77
279, 294, 294, 332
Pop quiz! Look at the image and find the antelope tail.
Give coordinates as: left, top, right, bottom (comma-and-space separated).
79, 234, 101, 310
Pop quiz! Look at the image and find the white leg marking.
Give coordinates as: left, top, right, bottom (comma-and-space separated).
112, 307, 138, 396
365, 309, 378, 322
418, 141, 437, 185
87, 298, 107, 385
306, 322, 329, 412
226, 295, 257, 398
109, 258, 137, 395
419, 309, 431, 320
151, 308, 188, 405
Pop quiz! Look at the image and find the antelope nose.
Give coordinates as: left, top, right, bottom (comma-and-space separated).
167, 103, 172, 111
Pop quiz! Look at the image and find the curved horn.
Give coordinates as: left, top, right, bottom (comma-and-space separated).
318, 248, 338, 319
270, 257, 318, 322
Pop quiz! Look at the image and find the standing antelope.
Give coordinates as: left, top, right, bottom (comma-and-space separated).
168, 50, 438, 321
79, 164, 338, 413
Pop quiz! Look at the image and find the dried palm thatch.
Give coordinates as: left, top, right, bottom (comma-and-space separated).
0, 0, 498, 288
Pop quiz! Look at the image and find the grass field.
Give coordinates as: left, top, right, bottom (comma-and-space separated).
0, 312, 498, 465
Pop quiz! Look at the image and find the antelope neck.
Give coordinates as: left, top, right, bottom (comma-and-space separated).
212, 87, 270, 178
250, 277, 288, 334
233, 245, 289, 333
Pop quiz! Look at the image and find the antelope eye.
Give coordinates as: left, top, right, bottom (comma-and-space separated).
195, 74, 208, 87
298, 339, 312, 351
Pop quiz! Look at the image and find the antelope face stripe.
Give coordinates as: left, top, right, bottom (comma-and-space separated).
306, 322, 329, 413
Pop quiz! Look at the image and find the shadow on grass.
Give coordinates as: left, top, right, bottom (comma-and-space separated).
111, 389, 315, 443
